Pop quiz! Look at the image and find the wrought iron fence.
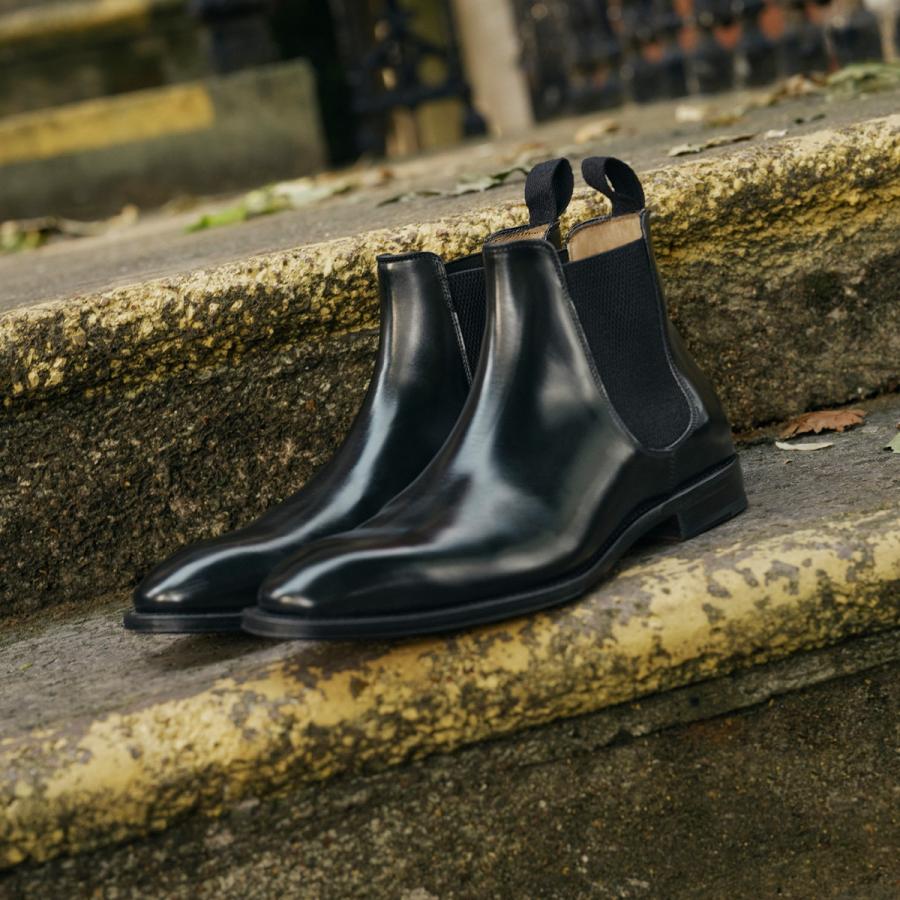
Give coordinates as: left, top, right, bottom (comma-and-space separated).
191, 0, 890, 156
327, 0, 486, 156
513, 0, 887, 120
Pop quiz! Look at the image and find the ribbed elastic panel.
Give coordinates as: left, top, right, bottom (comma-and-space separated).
446, 266, 486, 377
563, 239, 691, 449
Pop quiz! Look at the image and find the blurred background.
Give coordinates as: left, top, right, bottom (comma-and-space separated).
0, 0, 896, 221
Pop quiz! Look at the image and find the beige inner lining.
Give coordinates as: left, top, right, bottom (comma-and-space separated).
567, 213, 643, 262
487, 223, 550, 245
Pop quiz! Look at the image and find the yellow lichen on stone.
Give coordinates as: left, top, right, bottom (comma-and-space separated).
2, 115, 896, 415
1, 508, 897, 869
0, 80, 215, 166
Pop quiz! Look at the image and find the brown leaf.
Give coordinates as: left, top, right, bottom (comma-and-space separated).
575, 118, 621, 144
760, 73, 825, 106
779, 408, 866, 439
775, 440, 833, 452
667, 133, 756, 157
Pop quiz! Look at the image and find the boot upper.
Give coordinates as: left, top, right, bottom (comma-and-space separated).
258, 162, 738, 622
131, 160, 576, 618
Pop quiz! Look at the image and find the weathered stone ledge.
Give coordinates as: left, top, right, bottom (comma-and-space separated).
2, 114, 898, 420
1, 408, 899, 869
3, 635, 897, 898
0, 115, 898, 618
0, 59, 326, 218
0, 0, 180, 47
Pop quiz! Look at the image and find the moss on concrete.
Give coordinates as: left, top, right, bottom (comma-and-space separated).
0, 81, 215, 166
2, 114, 896, 413
2, 331, 378, 619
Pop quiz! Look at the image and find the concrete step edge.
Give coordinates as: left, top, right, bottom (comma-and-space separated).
0, 0, 181, 47
2, 500, 898, 869
2, 113, 898, 431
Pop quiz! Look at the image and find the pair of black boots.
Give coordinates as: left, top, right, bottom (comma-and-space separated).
125, 157, 746, 640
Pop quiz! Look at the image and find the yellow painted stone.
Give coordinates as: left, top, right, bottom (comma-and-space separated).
0, 82, 215, 166
0, 508, 897, 868
0, 0, 168, 46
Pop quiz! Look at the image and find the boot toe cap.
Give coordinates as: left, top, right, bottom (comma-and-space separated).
133, 542, 274, 615
258, 557, 352, 619
257, 535, 417, 620
133, 567, 194, 613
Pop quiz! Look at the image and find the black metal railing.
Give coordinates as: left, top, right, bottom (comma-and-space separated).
189, 0, 280, 72
327, 0, 486, 156
513, 0, 888, 120
191, 0, 889, 157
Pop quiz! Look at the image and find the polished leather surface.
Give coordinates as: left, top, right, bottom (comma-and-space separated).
258, 222, 737, 620
133, 253, 470, 615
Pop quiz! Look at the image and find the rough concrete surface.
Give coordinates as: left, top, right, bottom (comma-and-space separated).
0, 330, 379, 622
3, 88, 899, 313
0, 397, 898, 869
1, 642, 897, 899
1, 110, 898, 619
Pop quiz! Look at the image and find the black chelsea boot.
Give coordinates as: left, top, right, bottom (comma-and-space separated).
243, 156, 747, 640
124, 158, 575, 633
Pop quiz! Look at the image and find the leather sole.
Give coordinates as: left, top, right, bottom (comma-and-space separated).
123, 610, 244, 633
241, 456, 747, 641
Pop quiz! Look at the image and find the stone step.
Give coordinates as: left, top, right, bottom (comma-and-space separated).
1, 394, 898, 875
0, 59, 326, 219
3, 642, 898, 898
0, 0, 204, 122
1, 106, 898, 624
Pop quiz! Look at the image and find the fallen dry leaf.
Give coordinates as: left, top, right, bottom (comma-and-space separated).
793, 112, 826, 125
187, 165, 394, 232
1, 205, 138, 253
674, 104, 708, 124
674, 103, 744, 127
826, 62, 900, 98
575, 118, 620, 144
775, 440, 833, 452
670, 75, 824, 140
885, 433, 900, 454
379, 166, 527, 206
667, 133, 755, 157
500, 140, 550, 164
760, 73, 825, 106
779, 408, 866, 439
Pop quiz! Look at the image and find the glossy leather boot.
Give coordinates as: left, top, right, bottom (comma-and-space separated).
125, 159, 575, 632
244, 157, 747, 640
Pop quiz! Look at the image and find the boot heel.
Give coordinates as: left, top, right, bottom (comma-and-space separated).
656, 459, 748, 541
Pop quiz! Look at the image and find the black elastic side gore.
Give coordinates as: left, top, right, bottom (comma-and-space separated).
447, 265, 486, 377
563, 239, 691, 449
445, 252, 482, 275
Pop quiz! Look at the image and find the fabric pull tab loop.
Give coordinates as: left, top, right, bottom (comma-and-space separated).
581, 157, 645, 217
525, 158, 574, 227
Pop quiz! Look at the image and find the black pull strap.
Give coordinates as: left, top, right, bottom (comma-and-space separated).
525, 158, 574, 227
581, 157, 645, 217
